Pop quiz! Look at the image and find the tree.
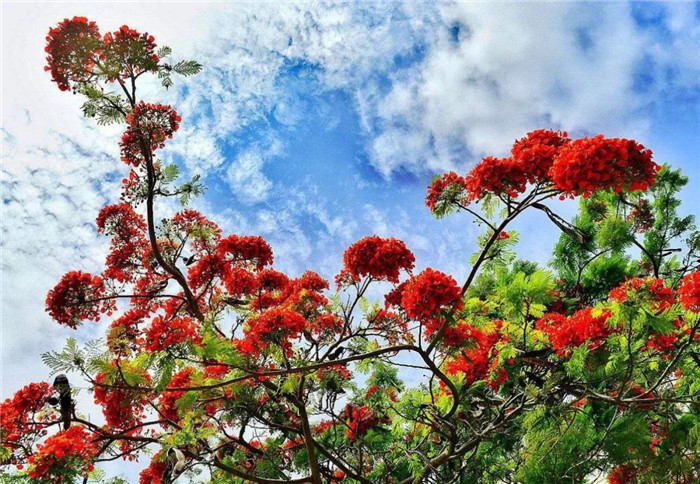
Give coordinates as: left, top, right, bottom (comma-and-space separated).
1, 16, 699, 484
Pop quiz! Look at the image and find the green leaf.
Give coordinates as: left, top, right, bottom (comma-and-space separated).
155, 356, 176, 393
173, 60, 203, 76
157, 45, 172, 58
176, 390, 197, 411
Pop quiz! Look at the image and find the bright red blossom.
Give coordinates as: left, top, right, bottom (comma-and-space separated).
401, 268, 463, 321
465, 156, 528, 200
46, 271, 114, 328
101, 25, 158, 81
445, 322, 504, 387
44, 17, 101, 91
94, 367, 152, 429
28, 426, 98, 482
1, 382, 51, 456
139, 453, 167, 484
608, 465, 638, 484
536, 307, 613, 357
119, 102, 181, 166
145, 314, 201, 352
159, 368, 194, 423
106, 308, 148, 353
219, 235, 273, 270
341, 236, 415, 283
678, 271, 700, 312
609, 277, 674, 312
426, 172, 468, 213
550, 136, 659, 198
345, 404, 390, 441
511, 129, 569, 183
96, 203, 148, 283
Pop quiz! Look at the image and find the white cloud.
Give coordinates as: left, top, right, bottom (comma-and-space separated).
355, 2, 699, 177
225, 148, 273, 204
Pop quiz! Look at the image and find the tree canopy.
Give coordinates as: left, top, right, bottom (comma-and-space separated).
1, 16, 699, 484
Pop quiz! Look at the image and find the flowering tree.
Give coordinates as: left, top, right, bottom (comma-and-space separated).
1, 16, 699, 484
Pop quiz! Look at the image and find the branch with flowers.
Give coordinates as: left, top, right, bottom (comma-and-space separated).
1, 16, 699, 484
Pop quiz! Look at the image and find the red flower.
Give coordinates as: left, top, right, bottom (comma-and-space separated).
46, 271, 114, 328
510, 129, 569, 183
159, 368, 195, 423
678, 271, 700, 312
465, 156, 528, 200
426, 172, 468, 213
250, 269, 291, 310
344, 404, 390, 441
218, 235, 273, 271
139, 453, 167, 484
609, 277, 674, 312
145, 314, 201, 352
96, 203, 148, 283
172, 209, 222, 253
94, 366, 152, 429
401, 268, 463, 321
45, 17, 102, 91
445, 322, 503, 387
341, 236, 415, 284
1, 382, 51, 461
608, 465, 638, 484
246, 308, 307, 350
119, 102, 181, 167
107, 308, 149, 353
27, 426, 98, 481
536, 307, 613, 357
550, 136, 659, 198
101, 25, 159, 82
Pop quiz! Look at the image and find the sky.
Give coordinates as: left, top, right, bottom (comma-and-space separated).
1, 1, 699, 480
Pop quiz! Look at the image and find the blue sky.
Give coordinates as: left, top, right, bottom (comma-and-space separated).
1, 1, 698, 480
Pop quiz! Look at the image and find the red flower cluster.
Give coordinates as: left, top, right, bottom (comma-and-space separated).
678, 271, 700, 312
139, 454, 167, 484
536, 307, 613, 357
45, 271, 114, 328
465, 156, 528, 200
511, 129, 569, 183
219, 235, 274, 271
341, 236, 415, 284
96, 203, 148, 283
222, 267, 259, 298
244, 308, 307, 355
250, 269, 291, 310
172, 209, 222, 254
27, 426, 98, 482
444, 322, 504, 388
107, 308, 149, 354
94, 368, 151, 429
159, 368, 194, 423
44, 16, 101, 91
101, 25, 159, 81
120, 102, 181, 166
344, 404, 390, 441
426, 172, 468, 213
550, 136, 659, 198
1, 382, 51, 455
401, 268, 463, 321
427, 131, 659, 212
642, 332, 678, 356
145, 314, 201, 352
609, 277, 674, 312
608, 465, 638, 484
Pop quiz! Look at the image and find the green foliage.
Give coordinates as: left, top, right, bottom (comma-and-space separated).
77, 84, 128, 125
